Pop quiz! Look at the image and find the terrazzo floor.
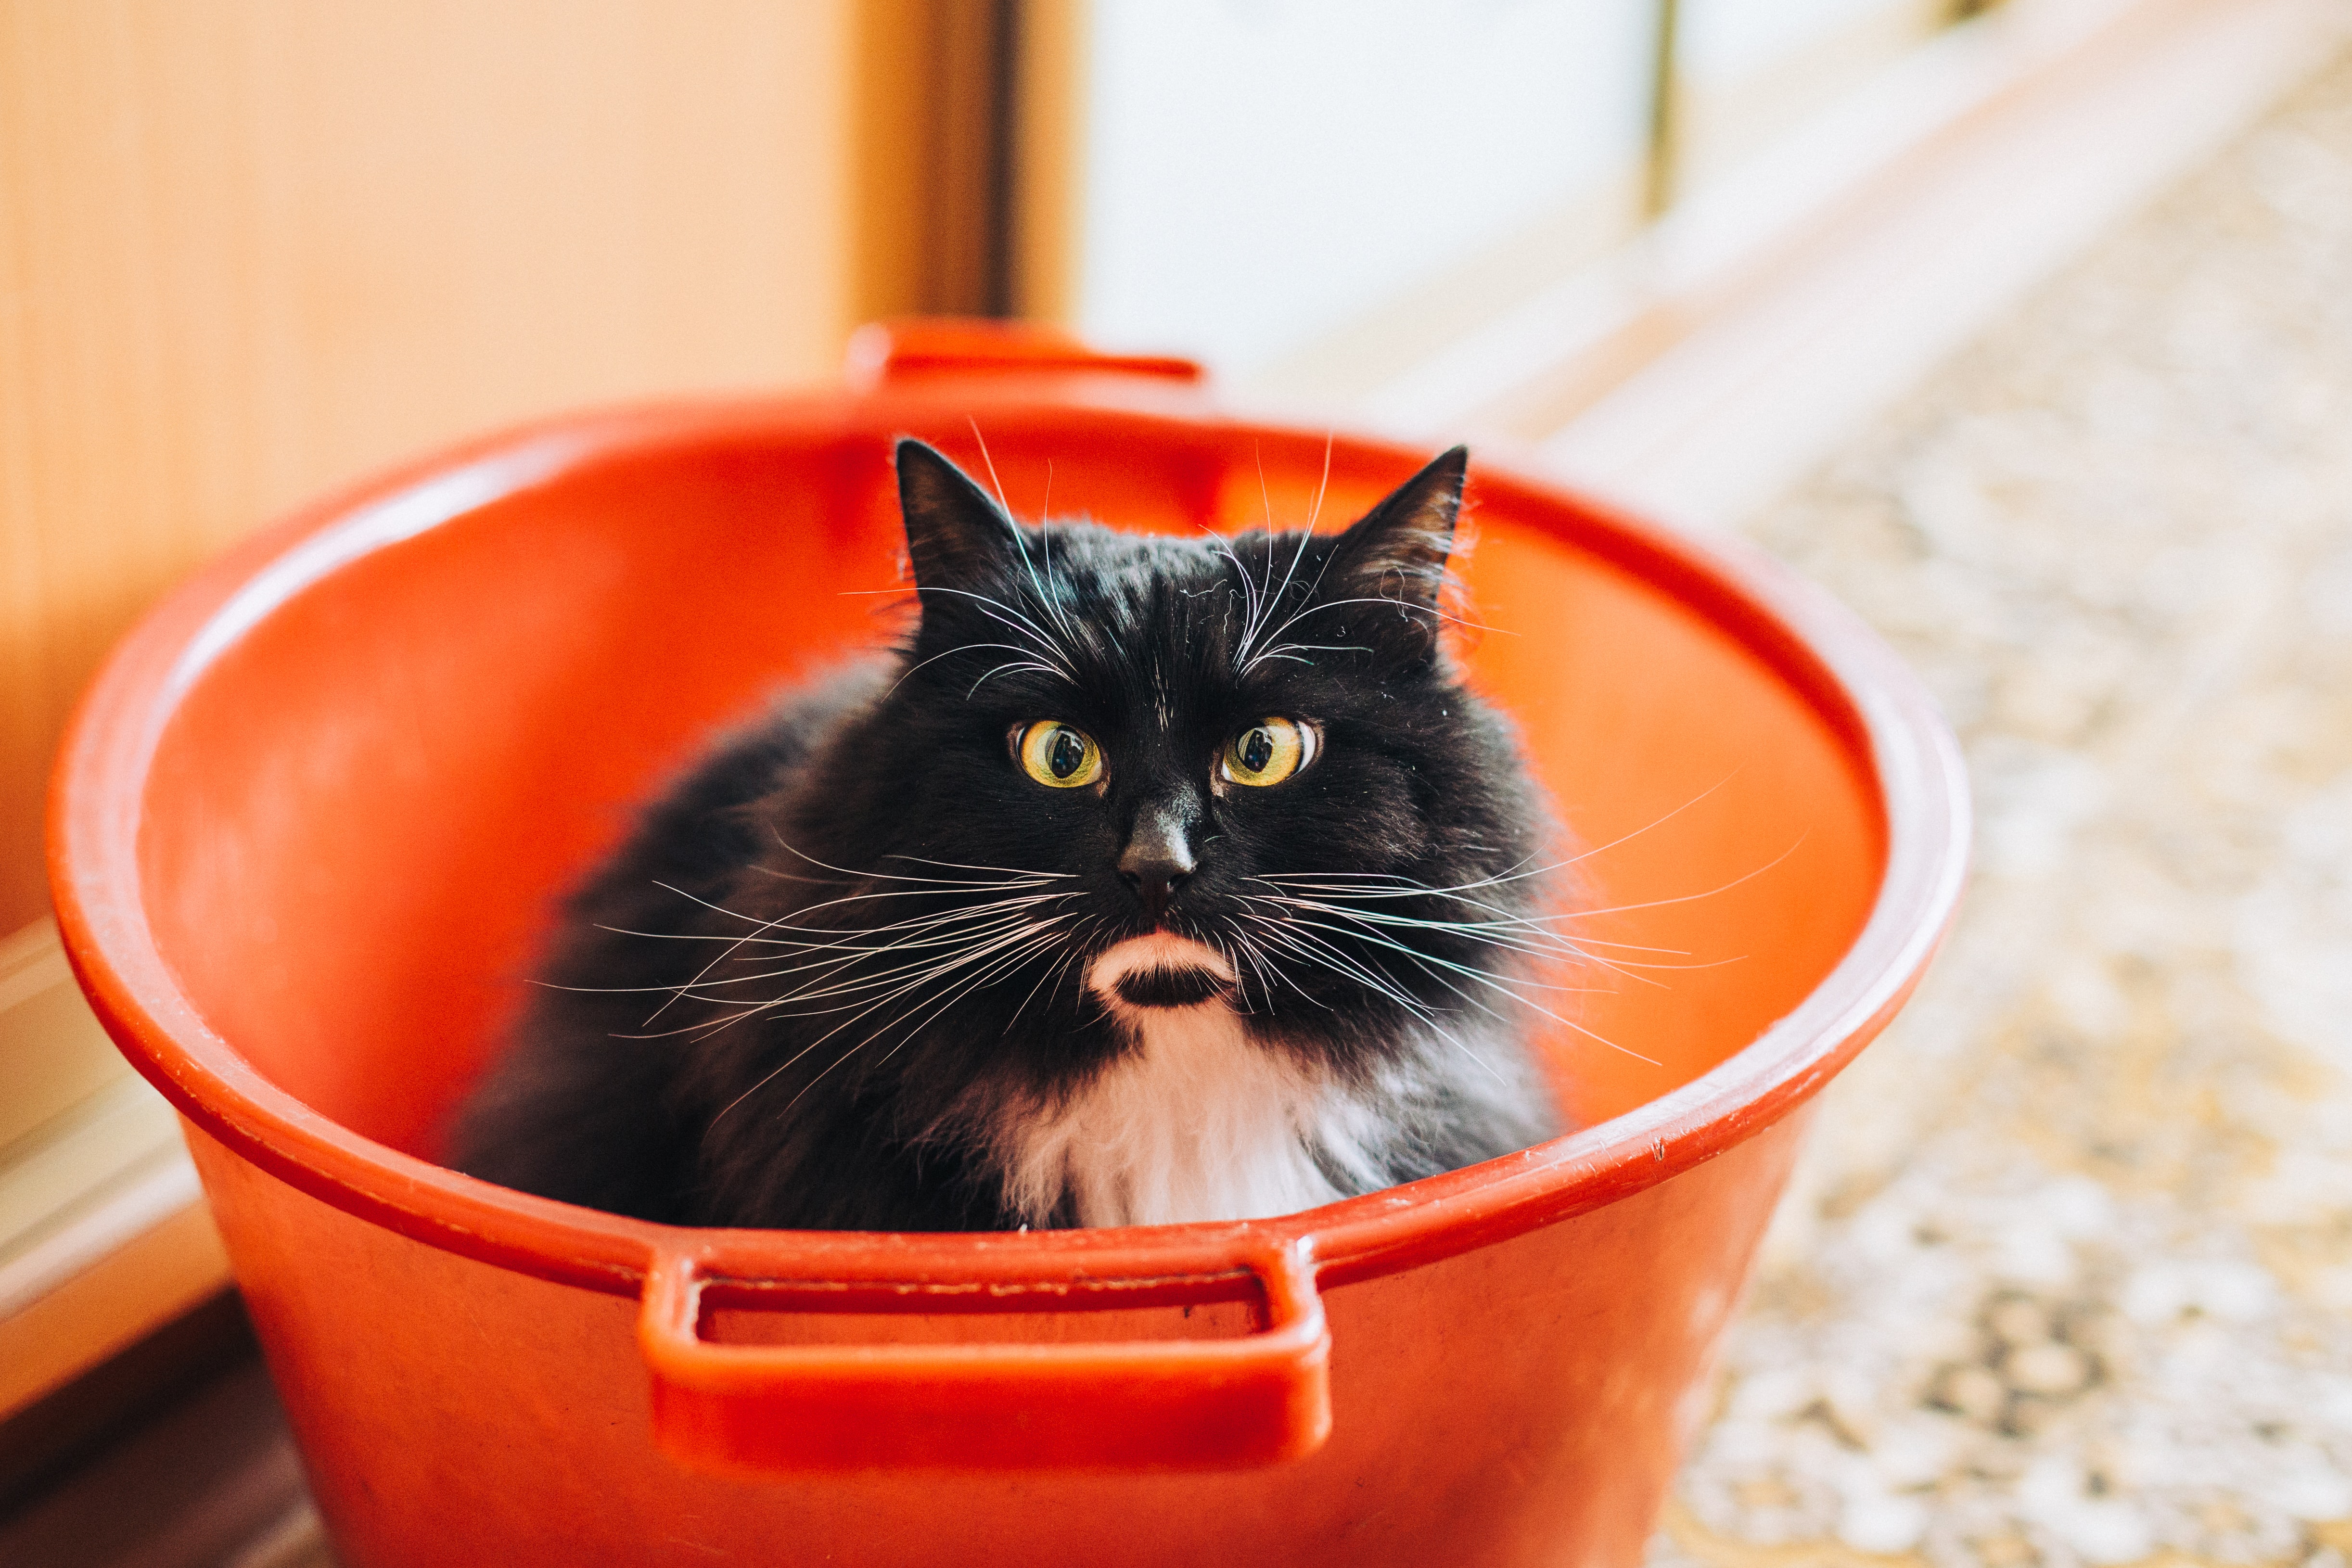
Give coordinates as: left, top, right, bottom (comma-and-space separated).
1650, 45, 2352, 1568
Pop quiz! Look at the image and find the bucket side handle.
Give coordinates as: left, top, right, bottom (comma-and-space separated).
842, 318, 1205, 388
636, 1239, 1331, 1474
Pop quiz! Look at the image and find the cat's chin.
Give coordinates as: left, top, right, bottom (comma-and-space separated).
1113, 967, 1228, 1009
1087, 933, 1236, 1012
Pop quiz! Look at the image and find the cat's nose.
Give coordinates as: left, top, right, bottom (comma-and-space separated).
1118, 810, 1197, 924
1119, 856, 1192, 924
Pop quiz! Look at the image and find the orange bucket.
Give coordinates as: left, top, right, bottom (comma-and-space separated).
50, 321, 1966, 1566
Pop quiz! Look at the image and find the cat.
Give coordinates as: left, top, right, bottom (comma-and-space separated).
449, 438, 1568, 1230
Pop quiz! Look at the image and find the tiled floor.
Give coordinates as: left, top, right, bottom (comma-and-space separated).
1652, 46, 2352, 1568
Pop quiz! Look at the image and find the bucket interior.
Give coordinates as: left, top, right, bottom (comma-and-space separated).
134, 409, 1885, 1166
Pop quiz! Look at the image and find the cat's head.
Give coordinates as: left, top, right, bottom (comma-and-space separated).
777, 439, 1554, 1085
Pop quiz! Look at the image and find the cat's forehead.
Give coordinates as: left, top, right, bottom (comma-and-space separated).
1006, 524, 1319, 710
1034, 526, 1273, 628
1052, 525, 1251, 592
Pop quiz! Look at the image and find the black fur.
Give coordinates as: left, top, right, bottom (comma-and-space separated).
451, 441, 1564, 1229
1113, 968, 1231, 1008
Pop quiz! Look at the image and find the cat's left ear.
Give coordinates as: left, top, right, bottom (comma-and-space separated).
1325, 445, 1467, 616
895, 437, 1022, 594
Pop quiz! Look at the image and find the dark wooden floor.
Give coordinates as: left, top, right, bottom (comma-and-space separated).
0, 1297, 332, 1568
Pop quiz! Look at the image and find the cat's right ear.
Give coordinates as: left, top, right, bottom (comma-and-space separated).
895, 438, 1021, 594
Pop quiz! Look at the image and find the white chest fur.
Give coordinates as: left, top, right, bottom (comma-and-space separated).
992, 935, 1389, 1228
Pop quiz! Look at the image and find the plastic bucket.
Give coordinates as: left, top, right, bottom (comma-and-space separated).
51, 320, 1967, 1567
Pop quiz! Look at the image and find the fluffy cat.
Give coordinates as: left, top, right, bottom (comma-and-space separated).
450, 439, 1566, 1230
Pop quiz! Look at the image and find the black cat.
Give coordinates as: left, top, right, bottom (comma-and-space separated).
451, 439, 1566, 1229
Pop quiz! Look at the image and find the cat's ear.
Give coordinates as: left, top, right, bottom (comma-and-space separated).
895, 438, 1021, 593
1325, 445, 1467, 615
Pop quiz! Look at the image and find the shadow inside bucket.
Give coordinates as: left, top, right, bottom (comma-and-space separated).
701, 1274, 1268, 1348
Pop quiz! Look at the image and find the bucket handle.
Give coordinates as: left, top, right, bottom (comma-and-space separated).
843, 318, 1205, 387
637, 1239, 1331, 1474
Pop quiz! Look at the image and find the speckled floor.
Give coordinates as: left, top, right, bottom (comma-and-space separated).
1650, 47, 2352, 1568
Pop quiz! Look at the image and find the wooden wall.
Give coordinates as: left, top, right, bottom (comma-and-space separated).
0, 0, 866, 932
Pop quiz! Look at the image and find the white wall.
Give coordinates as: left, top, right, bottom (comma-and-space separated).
1075, 0, 1656, 377
1677, 0, 1914, 79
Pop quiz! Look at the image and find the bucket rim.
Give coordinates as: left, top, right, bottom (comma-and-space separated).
48, 383, 1969, 1301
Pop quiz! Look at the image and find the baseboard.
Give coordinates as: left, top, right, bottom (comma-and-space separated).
0, 919, 230, 1419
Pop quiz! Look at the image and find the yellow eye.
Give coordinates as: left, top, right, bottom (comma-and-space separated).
1222, 717, 1313, 787
1019, 721, 1103, 788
